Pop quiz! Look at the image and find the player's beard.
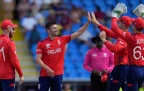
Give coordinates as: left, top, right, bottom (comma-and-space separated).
9, 32, 14, 39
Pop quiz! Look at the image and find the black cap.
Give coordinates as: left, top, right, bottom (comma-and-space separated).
91, 34, 102, 43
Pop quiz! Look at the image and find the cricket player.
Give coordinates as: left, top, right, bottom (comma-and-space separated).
0, 20, 24, 91
91, 12, 132, 91
110, 3, 144, 91
36, 12, 91, 91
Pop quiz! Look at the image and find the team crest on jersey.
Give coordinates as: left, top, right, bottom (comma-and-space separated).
103, 53, 107, 57
46, 43, 50, 49
57, 40, 61, 45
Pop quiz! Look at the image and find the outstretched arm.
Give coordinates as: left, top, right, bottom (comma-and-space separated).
71, 12, 91, 40
99, 31, 127, 53
98, 25, 117, 38
91, 12, 117, 38
111, 3, 133, 42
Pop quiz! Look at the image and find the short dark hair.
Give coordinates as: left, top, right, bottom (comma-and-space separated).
45, 21, 56, 30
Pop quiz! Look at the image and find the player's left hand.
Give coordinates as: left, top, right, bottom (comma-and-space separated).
87, 12, 91, 23
112, 3, 127, 18
133, 4, 144, 18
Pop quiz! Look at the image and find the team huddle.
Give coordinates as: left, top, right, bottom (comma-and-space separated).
0, 2, 144, 91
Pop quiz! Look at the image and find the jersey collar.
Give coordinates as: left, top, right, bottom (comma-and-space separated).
47, 36, 58, 41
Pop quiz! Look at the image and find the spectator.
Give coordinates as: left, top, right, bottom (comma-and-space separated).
70, 7, 82, 23
2, 0, 15, 19
83, 34, 114, 91
21, 12, 37, 36
29, 0, 43, 9
28, 25, 41, 50
62, 83, 72, 91
17, 0, 30, 19
77, 30, 93, 47
30, 1, 40, 16
94, 6, 106, 25
52, 2, 65, 16
60, 11, 72, 30
47, 10, 56, 22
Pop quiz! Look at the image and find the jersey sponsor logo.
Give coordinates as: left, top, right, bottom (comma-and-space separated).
92, 54, 97, 56
103, 53, 107, 57
47, 48, 61, 55
46, 43, 50, 49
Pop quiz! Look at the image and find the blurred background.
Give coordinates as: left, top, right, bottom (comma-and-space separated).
0, 0, 143, 91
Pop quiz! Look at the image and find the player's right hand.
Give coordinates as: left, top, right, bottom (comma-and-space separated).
91, 12, 100, 27
19, 76, 24, 84
133, 4, 144, 19
99, 31, 106, 39
46, 68, 54, 77
112, 3, 127, 18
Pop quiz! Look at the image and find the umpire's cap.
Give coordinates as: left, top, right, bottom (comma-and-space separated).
91, 34, 102, 44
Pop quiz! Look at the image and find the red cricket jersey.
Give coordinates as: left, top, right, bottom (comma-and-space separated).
104, 38, 128, 65
98, 24, 128, 65
0, 35, 23, 79
36, 35, 71, 76
111, 17, 144, 66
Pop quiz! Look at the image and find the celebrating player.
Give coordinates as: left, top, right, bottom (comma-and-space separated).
36, 12, 91, 91
111, 3, 144, 91
0, 20, 24, 91
91, 12, 132, 91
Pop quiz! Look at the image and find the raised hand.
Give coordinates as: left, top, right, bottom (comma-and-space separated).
112, 3, 127, 18
99, 31, 106, 39
87, 12, 92, 23
91, 12, 100, 27
133, 4, 144, 18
